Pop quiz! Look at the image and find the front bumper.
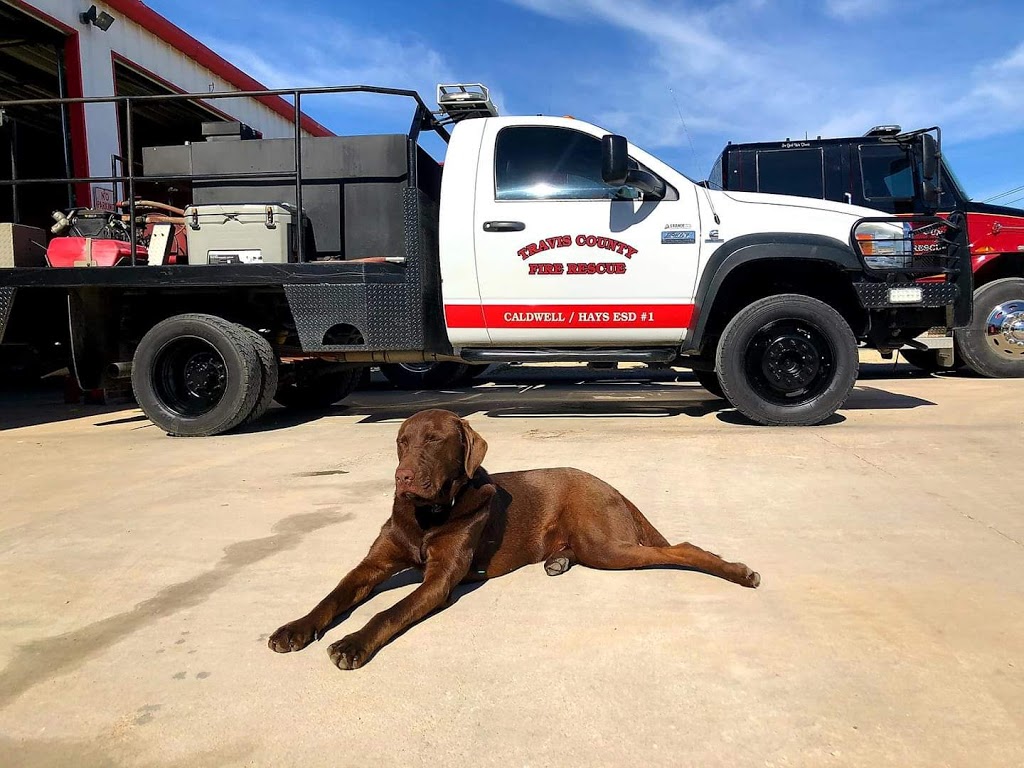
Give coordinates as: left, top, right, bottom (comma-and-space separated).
853, 281, 960, 310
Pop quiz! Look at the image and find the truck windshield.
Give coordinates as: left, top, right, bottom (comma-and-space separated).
941, 160, 971, 201
859, 144, 914, 200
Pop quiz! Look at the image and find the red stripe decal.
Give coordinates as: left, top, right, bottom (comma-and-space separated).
445, 304, 694, 329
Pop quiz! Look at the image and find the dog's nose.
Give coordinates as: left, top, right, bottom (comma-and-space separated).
395, 469, 415, 486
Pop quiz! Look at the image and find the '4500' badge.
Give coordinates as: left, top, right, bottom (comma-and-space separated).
661, 230, 696, 244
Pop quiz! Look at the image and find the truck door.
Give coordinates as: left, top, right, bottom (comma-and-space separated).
467, 121, 702, 346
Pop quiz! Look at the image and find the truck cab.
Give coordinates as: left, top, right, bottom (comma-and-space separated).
710, 126, 1024, 377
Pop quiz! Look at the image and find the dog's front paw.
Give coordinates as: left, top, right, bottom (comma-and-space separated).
268, 620, 318, 653
740, 566, 761, 589
328, 633, 372, 670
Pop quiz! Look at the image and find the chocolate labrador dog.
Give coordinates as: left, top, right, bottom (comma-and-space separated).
269, 409, 759, 669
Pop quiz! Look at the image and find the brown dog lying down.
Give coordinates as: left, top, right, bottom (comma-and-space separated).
269, 409, 759, 669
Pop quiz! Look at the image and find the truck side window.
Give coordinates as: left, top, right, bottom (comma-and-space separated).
859, 144, 913, 200
756, 148, 824, 198
495, 126, 627, 201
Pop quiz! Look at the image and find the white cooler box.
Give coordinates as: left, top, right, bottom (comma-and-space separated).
184, 203, 303, 265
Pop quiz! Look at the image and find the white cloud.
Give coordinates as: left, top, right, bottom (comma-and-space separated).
205, 11, 456, 133
505, 0, 1024, 174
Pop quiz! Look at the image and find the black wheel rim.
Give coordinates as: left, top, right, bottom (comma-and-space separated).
744, 319, 835, 406
152, 336, 228, 418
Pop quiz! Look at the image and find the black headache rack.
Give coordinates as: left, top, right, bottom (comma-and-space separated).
0, 85, 454, 357
849, 212, 972, 328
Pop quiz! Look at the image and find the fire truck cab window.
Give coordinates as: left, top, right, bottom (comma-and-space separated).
860, 144, 914, 200
495, 127, 629, 201
756, 148, 824, 199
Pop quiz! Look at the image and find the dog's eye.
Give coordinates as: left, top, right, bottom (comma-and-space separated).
424, 435, 441, 443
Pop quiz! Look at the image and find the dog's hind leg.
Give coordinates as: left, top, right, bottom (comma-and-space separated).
544, 548, 576, 576
575, 540, 760, 588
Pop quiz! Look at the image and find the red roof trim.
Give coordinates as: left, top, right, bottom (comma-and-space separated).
102, 0, 334, 137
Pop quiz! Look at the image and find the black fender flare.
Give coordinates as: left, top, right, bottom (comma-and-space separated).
683, 233, 863, 353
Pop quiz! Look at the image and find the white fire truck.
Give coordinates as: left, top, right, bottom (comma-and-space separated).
0, 84, 971, 434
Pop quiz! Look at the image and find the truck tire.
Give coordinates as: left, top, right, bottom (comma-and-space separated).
239, 328, 279, 425
954, 278, 1024, 378
273, 362, 363, 409
715, 294, 858, 426
693, 370, 725, 399
899, 348, 949, 372
456, 364, 492, 385
379, 362, 471, 389
132, 314, 262, 437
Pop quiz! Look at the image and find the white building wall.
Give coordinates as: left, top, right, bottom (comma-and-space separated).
15, 0, 315, 185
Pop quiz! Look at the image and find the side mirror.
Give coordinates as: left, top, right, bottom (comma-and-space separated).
601, 134, 629, 186
601, 133, 667, 200
921, 134, 938, 181
921, 134, 940, 205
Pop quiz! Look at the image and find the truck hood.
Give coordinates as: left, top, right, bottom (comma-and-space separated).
714, 189, 888, 220
699, 189, 895, 248
963, 200, 1024, 218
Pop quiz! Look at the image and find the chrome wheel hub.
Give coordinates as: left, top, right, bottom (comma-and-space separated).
985, 300, 1024, 358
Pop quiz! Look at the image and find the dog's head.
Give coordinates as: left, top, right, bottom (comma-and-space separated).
394, 409, 488, 504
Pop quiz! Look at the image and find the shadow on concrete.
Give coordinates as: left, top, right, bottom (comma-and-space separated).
1, 363, 943, 435
0, 388, 131, 432
0, 510, 351, 711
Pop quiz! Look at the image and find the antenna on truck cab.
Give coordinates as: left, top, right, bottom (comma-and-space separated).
435, 84, 499, 124
669, 88, 720, 225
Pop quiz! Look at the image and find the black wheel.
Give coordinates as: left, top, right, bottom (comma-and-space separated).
899, 348, 948, 372
132, 314, 262, 437
239, 328, 279, 425
954, 278, 1024, 378
379, 362, 471, 389
454, 364, 491, 385
273, 362, 363, 409
716, 294, 858, 426
693, 369, 725, 399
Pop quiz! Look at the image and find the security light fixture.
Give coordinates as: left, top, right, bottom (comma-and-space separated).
80, 5, 116, 31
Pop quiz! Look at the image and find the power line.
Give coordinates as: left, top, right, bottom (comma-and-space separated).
984, 185, 1024, 202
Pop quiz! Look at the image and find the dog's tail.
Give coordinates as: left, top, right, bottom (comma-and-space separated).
625, 498, 670, 547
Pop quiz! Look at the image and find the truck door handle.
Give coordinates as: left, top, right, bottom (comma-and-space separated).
483, 221, 525, 232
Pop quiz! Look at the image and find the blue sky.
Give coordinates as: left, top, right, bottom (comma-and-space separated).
149, 0, 1024, 206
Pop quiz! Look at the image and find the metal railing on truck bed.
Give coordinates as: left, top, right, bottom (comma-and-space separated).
0, 84, 451, 264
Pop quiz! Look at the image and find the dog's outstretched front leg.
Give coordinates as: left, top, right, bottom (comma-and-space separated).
268, 527, 407, 653
328, 520, 484, 669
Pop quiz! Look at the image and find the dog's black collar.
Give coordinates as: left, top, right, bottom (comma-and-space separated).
429, 496, 457, 517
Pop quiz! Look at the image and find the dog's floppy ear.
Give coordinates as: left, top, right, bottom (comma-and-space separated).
460, 418, 488, 478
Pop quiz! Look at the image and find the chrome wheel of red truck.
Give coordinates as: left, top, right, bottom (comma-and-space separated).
955, 278, 1024, 378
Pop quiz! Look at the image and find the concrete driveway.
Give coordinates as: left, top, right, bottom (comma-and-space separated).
0, 360, 1022, 767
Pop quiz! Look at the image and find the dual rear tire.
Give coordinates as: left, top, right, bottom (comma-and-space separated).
132, 314, 361, 436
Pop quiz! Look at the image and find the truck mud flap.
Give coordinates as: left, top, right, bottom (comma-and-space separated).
0, 286, 15, 343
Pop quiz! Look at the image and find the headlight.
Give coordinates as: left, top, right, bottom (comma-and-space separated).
856, 221, 911, 269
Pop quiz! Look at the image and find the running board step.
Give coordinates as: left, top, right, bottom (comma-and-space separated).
460, 348, 678, 364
